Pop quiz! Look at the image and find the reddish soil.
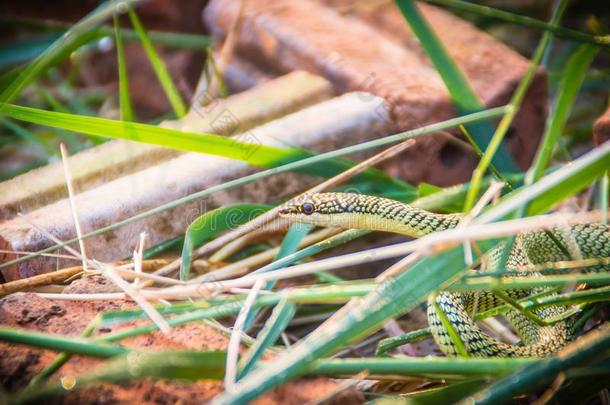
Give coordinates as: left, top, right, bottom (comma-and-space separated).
0, 279, 361, 404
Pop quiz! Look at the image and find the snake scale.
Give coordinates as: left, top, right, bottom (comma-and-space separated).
279, 192, 610, 357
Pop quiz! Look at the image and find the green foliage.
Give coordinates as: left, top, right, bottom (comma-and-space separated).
180, 204, 272, 280
11, 351, 226, 404
215, 142, 610, 403
238, 298, 297, 379
113, 15, 134, 122
529, 44, 599, 182
2, 1, 609, 403
0, 0, 142, 106
127, 8, 187, 117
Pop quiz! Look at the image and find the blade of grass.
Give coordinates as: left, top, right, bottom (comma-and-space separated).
451, 272, 610, 292
113, 15, 133, 122
432, 295, 469, 357
423, 0, 610, 48
11, 351, 226, 405
238, 298, 297, 379
463, 0, 569, 212
376, 327, 432, 355
142, 236, 183, 259
0, 326, 126, 358
600, 173, 609, 225
242, 223, 313, 329
395, 0, 517, 172
528, 44, 599, 182
312, 357, 535, 378
127, 7, 186, 117
0, 16, 212, 51
0, 103, 411, 187
180, 204, 272, 280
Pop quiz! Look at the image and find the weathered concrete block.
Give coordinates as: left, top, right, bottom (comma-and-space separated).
0, 92, 392, 280
204, 0, 547, 185
0, 71, 332, 221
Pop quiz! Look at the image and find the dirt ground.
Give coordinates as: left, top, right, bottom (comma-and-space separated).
0, 276, 361, 404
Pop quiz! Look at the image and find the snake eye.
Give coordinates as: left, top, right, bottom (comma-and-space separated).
301, 202, 315, 215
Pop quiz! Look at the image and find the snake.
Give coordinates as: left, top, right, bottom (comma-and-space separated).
278, 192, 610, 357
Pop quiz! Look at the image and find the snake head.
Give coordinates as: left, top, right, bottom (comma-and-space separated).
279, 193, 354, 228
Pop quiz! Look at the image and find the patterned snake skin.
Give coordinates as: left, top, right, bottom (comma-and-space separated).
279, 192, 610, 357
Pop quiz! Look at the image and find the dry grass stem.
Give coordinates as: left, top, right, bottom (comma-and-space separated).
191, 227, 340, 283
225, 278, 264, 390
60, 143, 89, 272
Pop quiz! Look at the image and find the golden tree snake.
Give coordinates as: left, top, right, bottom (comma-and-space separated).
279, 192, 610, 357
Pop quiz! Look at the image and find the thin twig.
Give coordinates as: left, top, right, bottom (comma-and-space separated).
60, 143, 89, 272
459, 181, 505, 265
0, 250, 80, 261
210, 221, 290, 263
133, 232, 146, 286
191, 227, 340, 283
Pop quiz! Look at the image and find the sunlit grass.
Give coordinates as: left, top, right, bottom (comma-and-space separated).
0, 0, 608, 403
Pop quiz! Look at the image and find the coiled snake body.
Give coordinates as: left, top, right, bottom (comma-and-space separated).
279, 192, 610, 357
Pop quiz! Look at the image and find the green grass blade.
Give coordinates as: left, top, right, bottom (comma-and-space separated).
113, 15, 134, 122
0, 103, 412, 190
143, 236, 184, 259
0, 106, 505, 272
127, 8, 186, 117
432, 296, 469, 357
463, 0, 569, 212
423, 0, 610, 48
0, 16, 212, 51
238, 298, 297, 379
0, 326, 126, 358
395, 0, 517, 172
180, 204, 272, 280
600, 173, 609, 225
12, 351, 226, 404
476, 141, 610, 222
528, 44, 599, 182
376, 327, 431, 355
243, 223, 314, 329
312, 357, 535, 378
